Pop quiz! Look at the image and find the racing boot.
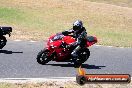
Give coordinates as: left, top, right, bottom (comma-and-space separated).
71, 45, 81, 62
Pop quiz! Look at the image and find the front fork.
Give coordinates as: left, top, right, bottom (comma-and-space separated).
45, 47, 57, 60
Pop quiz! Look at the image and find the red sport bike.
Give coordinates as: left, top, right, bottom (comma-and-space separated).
36, 33, 97, 67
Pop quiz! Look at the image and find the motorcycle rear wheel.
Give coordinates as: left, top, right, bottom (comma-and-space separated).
0, 36, 7, 49
36, 48, 51, 65
74, 48, 90, 67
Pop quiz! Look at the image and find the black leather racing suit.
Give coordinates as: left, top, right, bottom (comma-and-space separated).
62, 27, 88, 60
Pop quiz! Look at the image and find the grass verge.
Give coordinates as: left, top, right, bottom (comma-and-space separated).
0, 0, 132, 47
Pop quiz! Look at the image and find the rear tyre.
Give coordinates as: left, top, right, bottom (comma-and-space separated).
36, 48, 51, 65
0, 36, 7, 49
74, 48, 90, 67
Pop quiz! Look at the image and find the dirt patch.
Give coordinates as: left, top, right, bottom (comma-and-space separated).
0, 81, 131, 88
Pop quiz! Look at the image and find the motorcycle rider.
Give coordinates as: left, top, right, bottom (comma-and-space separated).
62, 20, 88, 61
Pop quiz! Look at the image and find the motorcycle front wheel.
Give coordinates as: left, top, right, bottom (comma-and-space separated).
0, 36, 7, 49
36, 48, 51, 65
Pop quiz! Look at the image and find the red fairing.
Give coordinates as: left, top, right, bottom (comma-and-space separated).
87, 36, 97, 47
63, 36, 76, 44
45, 34, 97, 61
48, 36, 75, 47
47, 34, 56, 46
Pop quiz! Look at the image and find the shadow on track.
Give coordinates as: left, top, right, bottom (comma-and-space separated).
0, 50, 23, 54
46, 63, 106, 69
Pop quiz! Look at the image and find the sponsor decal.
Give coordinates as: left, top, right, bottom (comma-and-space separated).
76, 66, 131, 85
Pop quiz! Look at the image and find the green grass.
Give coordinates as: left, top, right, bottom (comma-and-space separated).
0, 7, 46, 29
0, 0, 132, 47
0, 7, 23, 22
92, 29, 132, 47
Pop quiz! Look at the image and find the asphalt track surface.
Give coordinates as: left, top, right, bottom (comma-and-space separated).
0, 40, 132, 78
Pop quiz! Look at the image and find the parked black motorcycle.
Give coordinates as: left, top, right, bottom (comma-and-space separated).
0, 27, 12, 49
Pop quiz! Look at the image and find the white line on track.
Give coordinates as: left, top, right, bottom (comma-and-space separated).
95, 45, 131, 48
0, 77, 76, 83
0, 77, 131, 83
94, 45, 103, 47
14, 40, 22, 41
29, 40, 37, 42
12, 40, 131, 48
94, 45, 114, 47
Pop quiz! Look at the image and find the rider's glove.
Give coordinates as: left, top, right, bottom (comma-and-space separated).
62, 31, 69, 35
66, 42, 77, 49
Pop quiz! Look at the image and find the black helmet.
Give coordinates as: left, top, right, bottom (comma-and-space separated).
73, 20, 83, 31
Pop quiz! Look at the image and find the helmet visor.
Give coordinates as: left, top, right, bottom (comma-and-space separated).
73, 25, 81, 31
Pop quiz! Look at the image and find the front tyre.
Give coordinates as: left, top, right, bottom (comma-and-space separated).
36, 48, 51, 65
74, 48, 90, 67
0, 36, 7, 49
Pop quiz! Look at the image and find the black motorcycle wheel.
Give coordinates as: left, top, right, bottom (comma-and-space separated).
0, 36, 7, 49
74, 48, 90, 67
36, 48, 51, 65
